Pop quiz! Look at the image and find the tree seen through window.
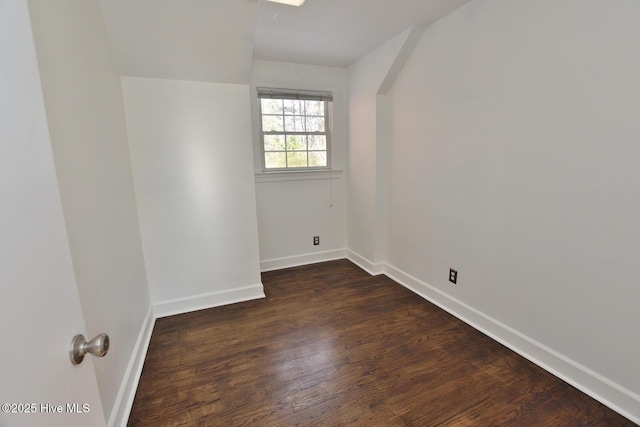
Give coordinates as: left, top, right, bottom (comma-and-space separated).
259, 94, 330, 170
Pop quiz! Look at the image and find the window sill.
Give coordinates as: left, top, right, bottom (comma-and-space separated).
255, 169, 342, 183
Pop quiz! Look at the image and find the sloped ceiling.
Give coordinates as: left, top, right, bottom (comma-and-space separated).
98, 0, 257, 83
98, 0, 472, 83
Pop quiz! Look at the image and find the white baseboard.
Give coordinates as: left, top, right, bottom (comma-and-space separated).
383, 263, 640, 425
108, 306, 155, 427
346, 249, 385, 275
153, 283, 266, 318
260, 248, 348, 272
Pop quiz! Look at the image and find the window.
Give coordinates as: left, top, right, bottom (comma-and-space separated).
258, 88, 332, 171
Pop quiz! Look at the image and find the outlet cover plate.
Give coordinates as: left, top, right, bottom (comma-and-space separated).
449, 268, 457, 284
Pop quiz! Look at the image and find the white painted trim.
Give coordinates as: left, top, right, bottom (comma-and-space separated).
346, 249, 385, 275
260, 248, 347, 272
255, 169, 342, 183
383, 263, 640, 425
153, 284, 266, 318
108, 305, 155, 427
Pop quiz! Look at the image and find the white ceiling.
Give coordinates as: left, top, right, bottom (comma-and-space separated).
98, 0, 472, 83
253, 0, 471, 67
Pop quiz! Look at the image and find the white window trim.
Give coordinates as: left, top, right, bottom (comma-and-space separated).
257, 87, 333, 172
254, 169, 342, 184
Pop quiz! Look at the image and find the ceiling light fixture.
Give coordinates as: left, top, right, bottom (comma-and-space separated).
266, 0, 306, 6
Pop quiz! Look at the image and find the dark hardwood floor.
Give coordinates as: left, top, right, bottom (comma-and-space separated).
128, 260, 635, 426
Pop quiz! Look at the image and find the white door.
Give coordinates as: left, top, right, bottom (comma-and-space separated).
0, 2, 106, 426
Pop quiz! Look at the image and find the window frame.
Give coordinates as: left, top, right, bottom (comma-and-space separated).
258, 88, 332, 172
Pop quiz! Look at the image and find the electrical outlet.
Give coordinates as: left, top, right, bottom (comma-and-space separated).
449, 268, 458, 284
313, 236, 320, 246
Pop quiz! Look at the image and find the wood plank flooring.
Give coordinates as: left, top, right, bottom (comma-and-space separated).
128, 260, 635, 426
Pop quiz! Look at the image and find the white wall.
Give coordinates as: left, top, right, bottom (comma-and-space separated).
0, 2, 106, 425
28, 0, 151, 424
383, 0, 640, 421
346, 28, 419, 272
122, 77, 264, 316
251, 60, 348, 270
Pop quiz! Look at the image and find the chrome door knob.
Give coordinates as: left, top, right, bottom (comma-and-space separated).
70, 333, 110, 365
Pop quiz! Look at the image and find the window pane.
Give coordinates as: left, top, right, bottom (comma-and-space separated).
261, 99, 283, 115
309, 151, 327, 167
308, 135, 326, 150
265, 152, 286, 169
286, 135, 306, 151
260, 96, 330, 170
287, 152, 308, 168
264, 135, 285, 151
283, 99, 304, 115
305, 100, 323, 116
305, 116, 325, 132
262, 115, 283, 132
284, 116, 304, 132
